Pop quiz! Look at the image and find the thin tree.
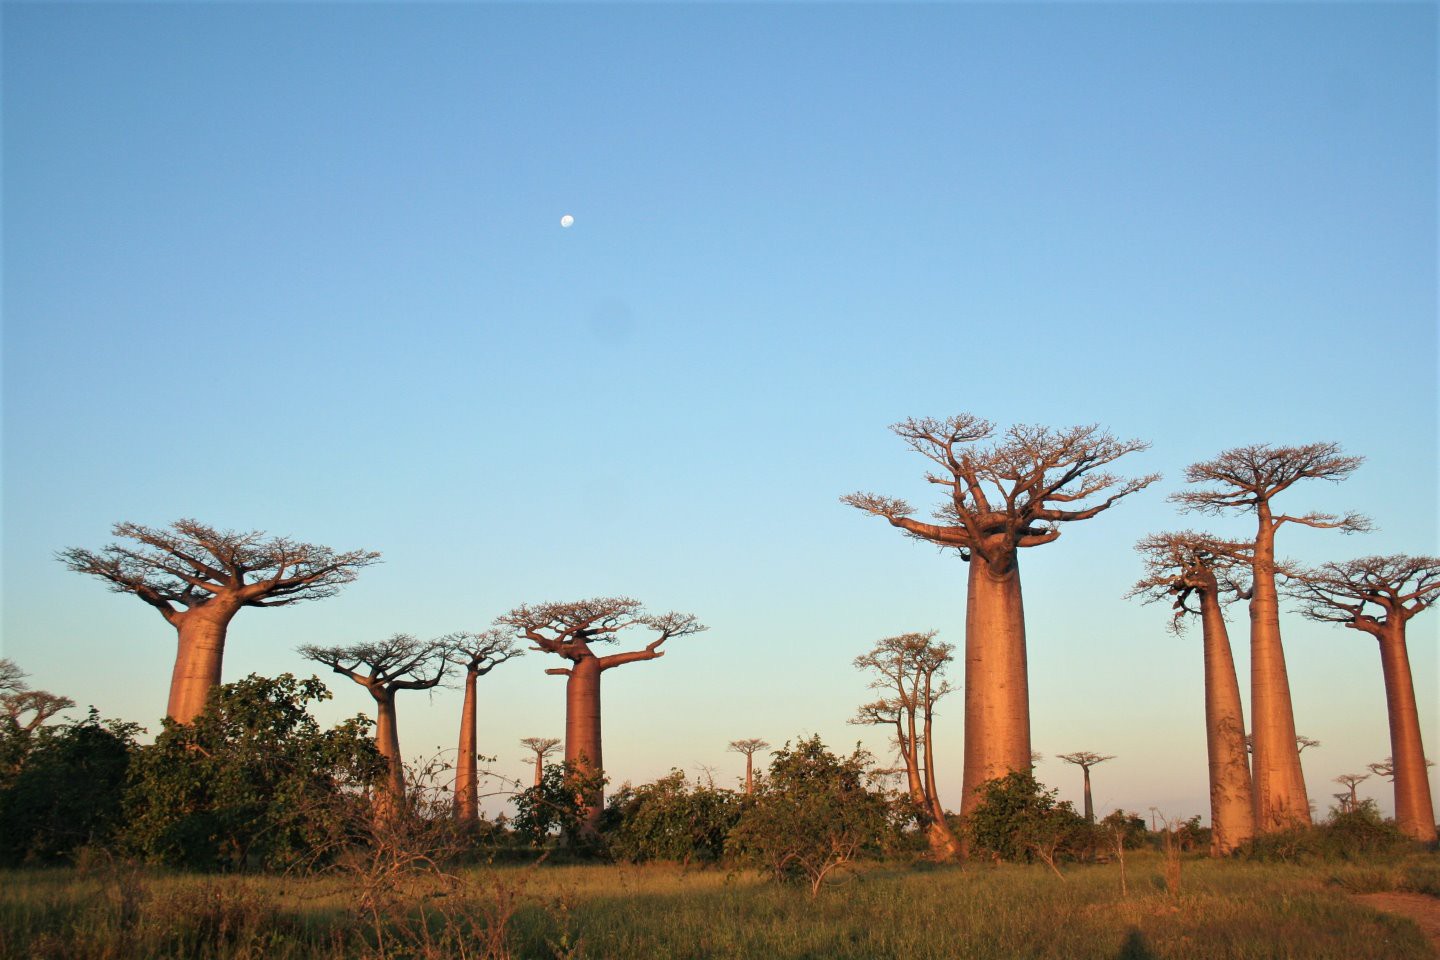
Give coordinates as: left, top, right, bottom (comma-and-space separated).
1172, 443, 1369, 831
728, 738, 770, 795
61, 520, 379, 722
1056, 752, 1115, 824
298, 634, 451, 815
1289, 554, 1439, 842
520, 737, 561, 788
1130, 531, 1256, 855
850, 631, 960, 857
844, 416, 1157, 817
447, 629, 523, 822
498, 598, 705, 832
1334, 773, 1370, 814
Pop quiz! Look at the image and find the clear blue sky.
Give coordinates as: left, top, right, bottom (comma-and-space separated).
3, 2, 1435, 822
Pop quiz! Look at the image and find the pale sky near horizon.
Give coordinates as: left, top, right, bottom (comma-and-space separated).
3, 2, 1436, 823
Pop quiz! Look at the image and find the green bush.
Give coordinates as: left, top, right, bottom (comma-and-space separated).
1241, 800, 1410, 863
121, 674, 384, 871
511, 760, 607, 852
604, 770, 741, 864
963, 771, 1089, 865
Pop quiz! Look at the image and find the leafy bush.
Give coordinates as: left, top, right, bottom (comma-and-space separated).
121, 674, 384, 870
964, 771, 1089, 868
604, 770, 741, 865
511, 761, 607, 852
726, 736, 907, 895
1241, 800, 1410, 862
0, 709, 139, 864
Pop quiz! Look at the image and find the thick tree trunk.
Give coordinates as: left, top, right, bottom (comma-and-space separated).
374, 692, 405, 817
1082, 767, 1094, 823
455, 668, 478, 821
564, 657, 604, 833
1248, 516, 1311, 830
1199, 589, 1257, 855
1377, 623, 1437, 842
167, 606, 239, 723
961, 550, 1030, 818
744, 753, 754, 795
533, 754, 544, 788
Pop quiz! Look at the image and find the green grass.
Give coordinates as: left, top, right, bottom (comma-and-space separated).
1, 851, 1435, 959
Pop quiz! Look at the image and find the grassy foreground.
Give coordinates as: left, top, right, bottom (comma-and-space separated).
2, 851, 1436, 960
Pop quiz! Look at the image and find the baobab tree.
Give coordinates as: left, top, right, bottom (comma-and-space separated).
1369, 756, 1435, 781
1289, 554, 1439, 842
498, 598, 705, 832
728, 738, 770, 795
1334, 773, 1370, 814
298, 634, 451, 814
1130, 531, 1256, 855
447, 629, 523, 822
61, 520, 379, 723
1172, 443, 1369, 831
520, 737, 561, 787
0, 659, 74, 742
850, 631, 960, 857
1056, 752, 1115, 825
844, 416, 1157, 817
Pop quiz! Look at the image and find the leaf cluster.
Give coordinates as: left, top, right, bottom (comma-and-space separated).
604, 770, 742, 865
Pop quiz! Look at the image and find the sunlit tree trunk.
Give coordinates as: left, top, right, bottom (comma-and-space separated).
167, 605, 239, 723
1200, 589, 1256, 854
1377, 622, 1436, 842
455, 668, 479, 821
961, 551, 1030, 817
921, 690, 960, 857
565, 656, 604, 832
1249, 513, 1311, 830
374, 692, 404, 818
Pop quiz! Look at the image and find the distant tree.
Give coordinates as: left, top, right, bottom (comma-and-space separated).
844, 416, 1157, 819
1055, 752, 1114, 824
1172, 444, 1369, 831
1289, 554, 1439, 842
850, 631, 959, 857
0, 709, 139, 865
445, 630, 523, 822
60, 520, 379, 722
520, 737, 561, 788
122, 674, 382, 870
728, 738, 770, 796
0, 659, 76, 780
498, 598, 705, 834
1333, 773, 1370, 814
1131, 531, 1256, 855
299, 636, 450, 816
727, 736, 905, 896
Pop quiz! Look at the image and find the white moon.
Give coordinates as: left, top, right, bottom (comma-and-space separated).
560, 214, 575, 228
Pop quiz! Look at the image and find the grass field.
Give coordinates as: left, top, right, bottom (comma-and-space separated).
2, 851, 1437, 959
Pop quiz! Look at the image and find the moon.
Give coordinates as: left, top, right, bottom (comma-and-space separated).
560, 214, 575, 228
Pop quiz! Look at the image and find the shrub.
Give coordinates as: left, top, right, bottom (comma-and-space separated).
604, 770, 741, 865
1241, 800, 1410, 862
511, 761, 607, 852
964, 771, 1089, 870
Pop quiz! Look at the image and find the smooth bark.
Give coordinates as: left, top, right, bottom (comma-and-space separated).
961, 550, 1030, 816
1249, 511, 1311, 830
167, 606, 239, 723
1199, 588, 1257, 854
565, 657, 605, 831
373, 692, 404, 817
1377, 623, 1436, 842
455, 670, 479, 821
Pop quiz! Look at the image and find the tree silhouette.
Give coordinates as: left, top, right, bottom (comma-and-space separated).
498, 598, 705, 833
1172, 443, 1368, 831
1289, 554, 1439, 841
61, 520, 379, 722
446, 629, 523, 822
1131, 531, 1256, 855
1056, 752, 1115, 824
298, 635, 450, 816
520, 737, 561, 788
0, 659, 74, 736
850, 631, 959, 857
1333, 773, 1370, 814
844, 416, 1156, 818
728, 738, 770, 795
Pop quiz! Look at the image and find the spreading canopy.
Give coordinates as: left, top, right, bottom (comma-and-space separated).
497, 597, 706, 675
1129, 531, 1253, 632
1287, 555, 1440, 635
1169, 443, 1370, 533
299, 634, 453, 694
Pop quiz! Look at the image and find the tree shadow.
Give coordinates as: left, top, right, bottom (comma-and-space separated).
1116, 927, 1159, 960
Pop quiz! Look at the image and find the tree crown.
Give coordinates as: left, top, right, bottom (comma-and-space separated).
59, 519, 380, 623
444, 628, 524, 675
497, 597, 706, 673
1169, 443, 1370, 533
298, 634, 452, 694
843, 416, 1157, 567
1129, 531, 1253, 632
1287, 555, 1440, 634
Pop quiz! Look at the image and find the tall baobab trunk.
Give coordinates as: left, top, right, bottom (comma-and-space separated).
167, 606, 240, 723
1378, 622, 1437, 842
1199, 589, 1256, 855
533, 754, 545, 787
1081, 766, 1095, 823
744, 753, 756, 795
1249, 515, 1311, 830
564, 656, 604, 831
961, 552, 1030, 816
373, 691, 405, 817
455, 668, 479, 821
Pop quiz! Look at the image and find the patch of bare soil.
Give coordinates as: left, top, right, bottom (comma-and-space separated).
1354, 892, 1440, 957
